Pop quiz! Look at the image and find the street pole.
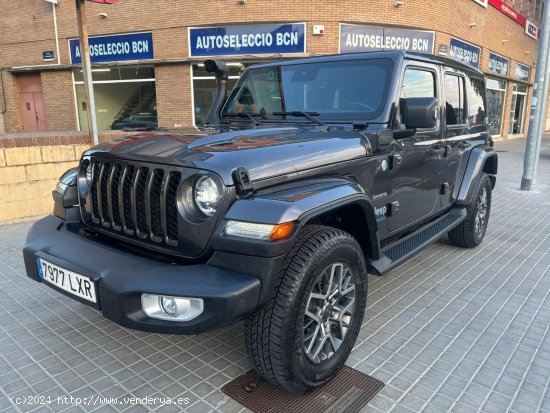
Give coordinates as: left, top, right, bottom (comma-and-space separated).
521, 0, 550, 190
75, 0, 99, 146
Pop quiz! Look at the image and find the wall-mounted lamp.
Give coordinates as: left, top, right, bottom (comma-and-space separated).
98, 12, 108, 18
395, 1, 404, 7
237, 0, 246, 4
525, 50, 532, 54
502, 39, 509, 43
469, 22, 477, 28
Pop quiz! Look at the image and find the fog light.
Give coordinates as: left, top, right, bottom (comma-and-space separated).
141, 294, 204, 321
160, 296, 177, 316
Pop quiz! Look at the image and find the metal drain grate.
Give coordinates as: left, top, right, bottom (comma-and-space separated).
221, 367, 384, 413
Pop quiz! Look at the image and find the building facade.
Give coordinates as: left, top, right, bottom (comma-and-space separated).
0, 0, 541, 139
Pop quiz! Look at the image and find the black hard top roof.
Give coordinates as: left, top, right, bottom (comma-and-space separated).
250, 50, 484, 77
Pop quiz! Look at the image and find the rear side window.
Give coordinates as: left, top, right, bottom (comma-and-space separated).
444, 74, 466, 126
469, 77, 486, 125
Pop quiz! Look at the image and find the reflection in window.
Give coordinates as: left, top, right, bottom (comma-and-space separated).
401, 70, 436, 98
469, 78, 486, 125
444, 74, 465, 125
397, 69, 436, 127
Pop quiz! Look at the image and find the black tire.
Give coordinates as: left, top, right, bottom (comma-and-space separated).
448, 173, 492, 248
244, 225, 368, 394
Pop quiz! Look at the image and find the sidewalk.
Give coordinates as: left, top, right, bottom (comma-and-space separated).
0, 136, 549, 413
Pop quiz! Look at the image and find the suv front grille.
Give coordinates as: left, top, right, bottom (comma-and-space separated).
88, 159, 182, 246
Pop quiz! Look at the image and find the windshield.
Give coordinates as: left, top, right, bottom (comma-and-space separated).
221, 58, 393, 122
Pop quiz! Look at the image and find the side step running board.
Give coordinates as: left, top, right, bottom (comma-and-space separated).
368, 208, 467, 276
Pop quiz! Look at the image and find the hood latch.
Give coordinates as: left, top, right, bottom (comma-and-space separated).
232, 167, 254, 196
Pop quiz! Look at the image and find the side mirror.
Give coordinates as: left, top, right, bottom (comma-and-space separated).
403, 97, 438, 130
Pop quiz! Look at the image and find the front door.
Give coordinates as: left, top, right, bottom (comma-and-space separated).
17, 73, 47, 132
388, 65, 443, 232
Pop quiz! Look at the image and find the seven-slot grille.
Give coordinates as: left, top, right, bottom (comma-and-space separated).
88, 159, 181, 246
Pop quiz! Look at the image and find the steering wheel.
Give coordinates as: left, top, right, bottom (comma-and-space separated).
345, 102, 375, 111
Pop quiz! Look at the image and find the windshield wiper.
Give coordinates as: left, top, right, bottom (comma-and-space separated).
223, 112, 262, 126
272, 111, 325, 126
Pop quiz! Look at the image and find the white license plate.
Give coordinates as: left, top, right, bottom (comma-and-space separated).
36, 257, 97, 303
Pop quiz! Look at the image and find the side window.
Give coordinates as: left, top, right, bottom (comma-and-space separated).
401, 69, 436, 98
444, 74, 466, 126
469, 77, 486, 125
397, 68, 436, 128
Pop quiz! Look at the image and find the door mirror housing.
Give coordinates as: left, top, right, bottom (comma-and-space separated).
403, 97, 438, 129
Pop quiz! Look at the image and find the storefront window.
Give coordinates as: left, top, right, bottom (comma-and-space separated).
509, 84, 528, 135
486, 78, 506, 136
191, 63, 248, 125
74, 66, 156, 131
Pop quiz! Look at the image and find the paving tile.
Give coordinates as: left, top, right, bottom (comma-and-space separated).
1, 136, 550, 413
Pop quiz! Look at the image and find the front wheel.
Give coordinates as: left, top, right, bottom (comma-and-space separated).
244, 226, 368, 394
448, 173, 492, 248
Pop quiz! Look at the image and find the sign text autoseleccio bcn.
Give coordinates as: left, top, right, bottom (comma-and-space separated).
194, 31, 300, 50
343, 33, 431, 52
74, 40, 150, 58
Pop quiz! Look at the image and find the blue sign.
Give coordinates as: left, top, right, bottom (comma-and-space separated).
515, 63, 531, 82
189, 23, 306, 57
449, 38, 481, 69
70, 32, 154, 64
489, 53, 509, 76
340, 24, 434, 54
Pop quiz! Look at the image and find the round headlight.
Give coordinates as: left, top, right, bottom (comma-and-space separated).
194, 176, 220, 217
85, 162, 93, 186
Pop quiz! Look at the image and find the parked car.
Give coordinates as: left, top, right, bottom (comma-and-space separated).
24, 51, 497, 393
111, 113, 158, 130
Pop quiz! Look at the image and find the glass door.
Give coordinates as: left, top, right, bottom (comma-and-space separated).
486, 78, 506, 136
509, 84, 528, 135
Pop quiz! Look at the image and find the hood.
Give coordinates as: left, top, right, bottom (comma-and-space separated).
85, 125, 369, 185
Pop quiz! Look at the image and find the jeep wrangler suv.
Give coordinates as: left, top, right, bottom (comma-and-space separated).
23, 51, 497, 394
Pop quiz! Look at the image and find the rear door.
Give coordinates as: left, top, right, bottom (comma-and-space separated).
440, 71, 468, 207
388, 63, 444, 232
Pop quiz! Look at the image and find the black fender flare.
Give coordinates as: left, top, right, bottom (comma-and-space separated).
215, 178, 381, 260
456, 146, 498, 206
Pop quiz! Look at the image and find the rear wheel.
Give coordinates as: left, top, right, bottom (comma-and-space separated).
244, 225, 368, 394
448, 173, 492, 248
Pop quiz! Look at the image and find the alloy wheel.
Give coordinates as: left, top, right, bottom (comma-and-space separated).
303, 262, 356, 364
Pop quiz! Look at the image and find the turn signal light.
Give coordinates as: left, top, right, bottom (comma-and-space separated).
270, 222, 295, 240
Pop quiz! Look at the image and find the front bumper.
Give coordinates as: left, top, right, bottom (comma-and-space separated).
23, 215, 268, 334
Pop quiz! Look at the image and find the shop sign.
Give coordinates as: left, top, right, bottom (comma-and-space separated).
189, 23, 306, 57
449, 38, 480, 69
488, 53, 509, 76
43, 51, 55, 61
473, 0, 488, 7
515, 63, 531, 82
488, 0, 526, 26
339, 24, 434, 54
525, 20, 539, 40
69, 32, 154, 64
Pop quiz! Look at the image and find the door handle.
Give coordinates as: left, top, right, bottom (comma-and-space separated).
458, 141, 471, 150
431, 146, 446, 156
